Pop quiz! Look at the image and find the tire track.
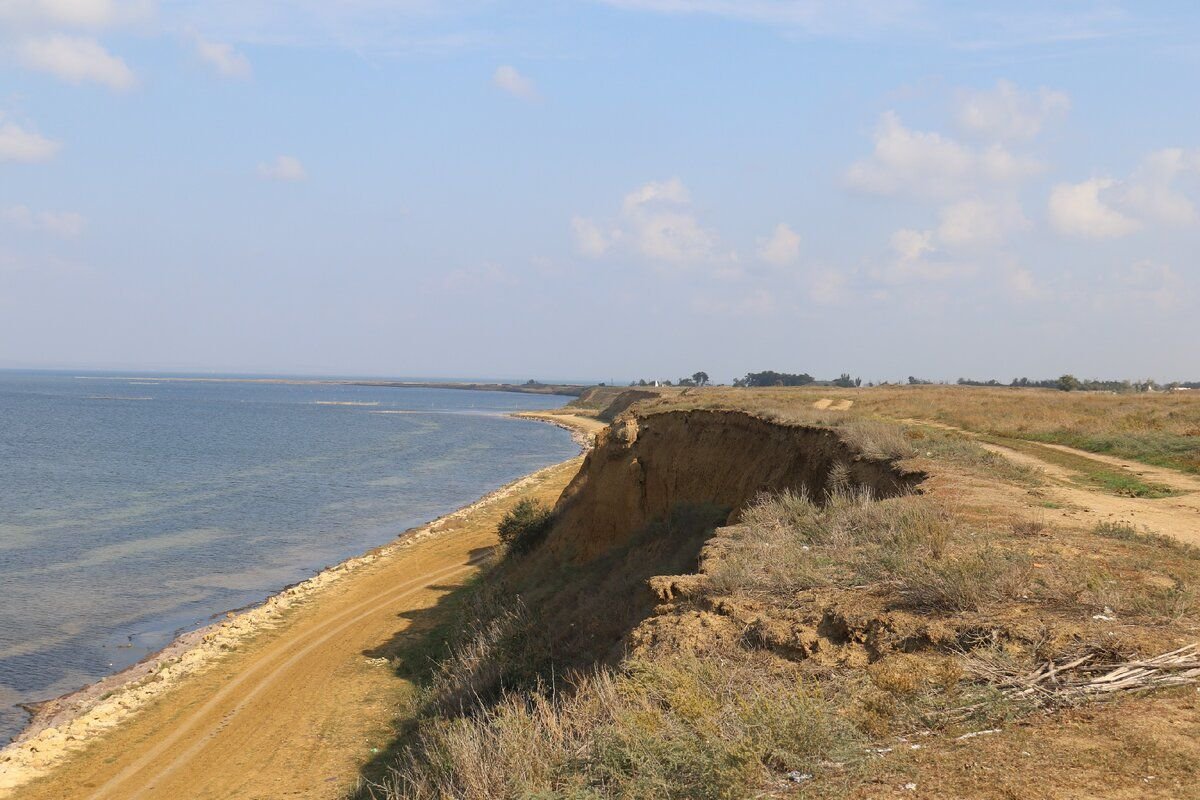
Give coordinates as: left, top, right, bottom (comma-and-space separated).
87, 554, 489, 800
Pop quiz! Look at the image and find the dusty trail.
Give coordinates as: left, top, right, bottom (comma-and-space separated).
905, 418, 1200, 545
6, 413, 603, 800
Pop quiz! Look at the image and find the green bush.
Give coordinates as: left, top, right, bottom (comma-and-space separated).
497, 498, 554, 555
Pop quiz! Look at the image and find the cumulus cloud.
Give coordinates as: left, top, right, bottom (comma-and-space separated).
874, 227, 974, 284
846, 111, 1041, 199
1122, 148, 1200, 226
956, 80, 1069, 141
570, 215, 612, 258
0, 117, 60, 162
257, 155, 306, 181
621, 177, 689, 213
2, 204, 86, 236
757, 222, 801, 266
0, 0, 149, 28
633, 208, 716, 263
492, 65, 538, 101
1048, 178, 1140, 238
572, 177, 723, 268
890, 228, 934, 261
17, 34, 135, 89
621, 178, 717, 264
936, 198, 1030, 246
193, 34, 251, 78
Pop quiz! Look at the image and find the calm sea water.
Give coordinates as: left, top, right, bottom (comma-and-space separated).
0, 372, 579, 741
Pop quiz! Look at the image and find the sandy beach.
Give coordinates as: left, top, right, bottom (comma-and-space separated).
0, 411, 605, 799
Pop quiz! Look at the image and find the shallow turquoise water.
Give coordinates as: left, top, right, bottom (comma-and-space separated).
0, 372, 578, 741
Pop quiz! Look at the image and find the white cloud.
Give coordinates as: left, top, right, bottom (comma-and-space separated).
874, 227, 974, 284
0, 0, 147, 28
1048, 178, 1140, 238
570, 177, 723, 268
2, 205, 86, 236
936, 198, 1029, 246
847, 111, 1041, 199
0, 117, 60, 162
257, 155, 306, 181
622, 177, 689, 214
193, 34, 251, 78
956, 80, 1069, 141
570, 216, 611, 258
757, 222, 801, 266
16, 34, 135, 90
890, 228, 934, 261
1121, 148, 1200, 226
492, 65, 538, 101
633, 208, 715, 263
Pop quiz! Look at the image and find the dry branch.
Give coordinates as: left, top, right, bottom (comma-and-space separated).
965, 644, 1200, 707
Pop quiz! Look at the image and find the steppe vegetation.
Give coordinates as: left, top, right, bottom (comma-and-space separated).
355, 389, 1200, 799
619, 384, 1200, 474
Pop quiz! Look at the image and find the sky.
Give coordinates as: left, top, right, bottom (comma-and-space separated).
1, 1, 1198, 383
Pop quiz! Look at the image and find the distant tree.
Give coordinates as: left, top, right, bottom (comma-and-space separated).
908, 376, 932, 385
832, 373, 855, 388
677, 377, 697, 387
1058, 374, 1082, 392
692, 371, 710, 387
637, 379, 648, 387
741, 371, 815, 387
855, 377, 862, 387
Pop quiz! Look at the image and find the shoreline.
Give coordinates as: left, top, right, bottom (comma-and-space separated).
0, 411, 603, 795
69, 374, 593, 397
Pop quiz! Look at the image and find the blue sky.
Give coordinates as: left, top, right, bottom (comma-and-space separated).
1, 1, 1198, 383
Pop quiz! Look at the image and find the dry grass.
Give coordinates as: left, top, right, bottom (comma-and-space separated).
363, 655, 864, 800
639, 385, 1200, 473
708, 489, 1033, 614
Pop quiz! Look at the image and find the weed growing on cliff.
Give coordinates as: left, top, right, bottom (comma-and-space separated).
497, 498, 555, 555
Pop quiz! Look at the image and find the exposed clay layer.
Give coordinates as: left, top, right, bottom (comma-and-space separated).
546, 409, 924, 562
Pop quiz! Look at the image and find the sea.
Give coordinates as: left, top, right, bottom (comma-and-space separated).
0, 371, 580, 742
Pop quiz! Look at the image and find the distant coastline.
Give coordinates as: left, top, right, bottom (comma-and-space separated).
70, 374, 592, 397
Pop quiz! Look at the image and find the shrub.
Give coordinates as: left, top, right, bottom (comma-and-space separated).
497, 498, 554, 555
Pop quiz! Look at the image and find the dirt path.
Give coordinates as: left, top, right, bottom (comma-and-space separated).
905, 418, 1200, 545
4, 415, 600, 800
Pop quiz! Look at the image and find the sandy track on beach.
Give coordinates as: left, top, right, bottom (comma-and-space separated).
6, 414, 604, 800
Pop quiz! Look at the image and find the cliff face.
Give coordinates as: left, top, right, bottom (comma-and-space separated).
544, 410, 924, 562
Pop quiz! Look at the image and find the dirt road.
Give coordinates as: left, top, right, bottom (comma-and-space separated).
907, 418, 1200, 546
7, 414, 605, 800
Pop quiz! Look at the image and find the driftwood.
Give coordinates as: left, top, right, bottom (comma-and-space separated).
966, 643, 1200, 707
